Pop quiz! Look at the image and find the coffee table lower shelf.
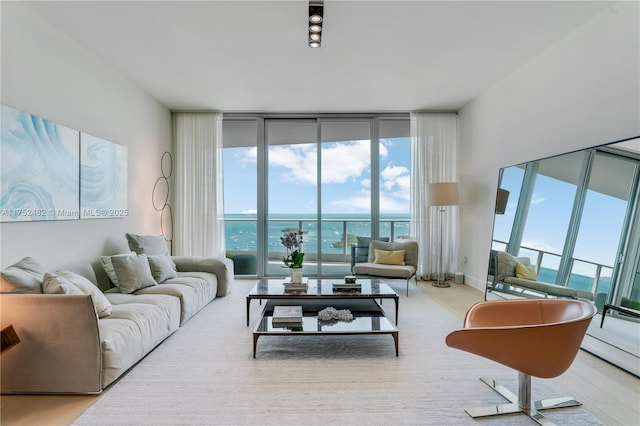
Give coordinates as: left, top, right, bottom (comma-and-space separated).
253, 301, 399, 358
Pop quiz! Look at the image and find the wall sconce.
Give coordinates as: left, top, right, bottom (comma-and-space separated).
309, 2, 324, 48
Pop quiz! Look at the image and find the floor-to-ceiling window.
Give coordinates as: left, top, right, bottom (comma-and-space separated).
222, 118, 259, 272
223, 114, 410, 278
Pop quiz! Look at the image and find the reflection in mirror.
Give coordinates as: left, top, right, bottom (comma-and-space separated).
486, 136, 640, 375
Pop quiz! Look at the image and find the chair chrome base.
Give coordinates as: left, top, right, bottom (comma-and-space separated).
465, 374, 582, 426
432, 280, 450, 288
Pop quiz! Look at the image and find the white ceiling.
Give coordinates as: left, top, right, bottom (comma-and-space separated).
24, 1, 614, 112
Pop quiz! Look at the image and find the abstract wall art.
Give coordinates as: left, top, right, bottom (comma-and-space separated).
1, 105, 80, 222
80, 133, 128, 219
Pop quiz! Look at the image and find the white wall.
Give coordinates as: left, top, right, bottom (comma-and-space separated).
458, 1, 640, 292
0, 3, 172, 270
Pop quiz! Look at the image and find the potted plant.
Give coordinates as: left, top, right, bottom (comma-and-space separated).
281, 229, 304, 283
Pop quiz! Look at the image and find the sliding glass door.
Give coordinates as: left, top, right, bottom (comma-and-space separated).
223, 114, 410, 278
266, 119, 318, 276
319, 120, 371, 276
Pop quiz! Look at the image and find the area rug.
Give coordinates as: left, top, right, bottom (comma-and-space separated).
74, 280, 602, 425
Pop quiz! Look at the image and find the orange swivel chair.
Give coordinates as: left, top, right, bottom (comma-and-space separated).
446, 298, 596, 425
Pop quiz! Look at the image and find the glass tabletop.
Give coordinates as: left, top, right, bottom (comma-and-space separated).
247, 278, 398, 298
256, 311, 397, 334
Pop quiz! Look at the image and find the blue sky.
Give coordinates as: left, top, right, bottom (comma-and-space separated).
223, 137, 411, 216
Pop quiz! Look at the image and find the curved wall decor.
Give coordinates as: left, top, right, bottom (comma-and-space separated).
152, 151, 173, 253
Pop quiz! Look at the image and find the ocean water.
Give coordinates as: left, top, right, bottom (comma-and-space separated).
537, 266, 611, 295
224, 213, 410, 253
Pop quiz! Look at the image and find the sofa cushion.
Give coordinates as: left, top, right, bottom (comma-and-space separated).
373, 249, 405, 265
43, 272, 83, 295
99, 293, 180, 387
133, 272, 217, 325
504, 276, 579, 298
352, 262, 416, 279
57, 270, 113, 318
110, 254, 157, 294
147, 255, 178, 283
1, 257, 47, 294
126, 233, 169, 256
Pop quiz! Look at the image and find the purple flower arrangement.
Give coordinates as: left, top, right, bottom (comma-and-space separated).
281, 230, 304, 268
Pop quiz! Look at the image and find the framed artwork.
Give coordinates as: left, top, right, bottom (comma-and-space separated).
0, 105, 80, 222
80, 133, 128, 219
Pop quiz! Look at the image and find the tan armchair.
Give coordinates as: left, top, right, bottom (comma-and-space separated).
445, 298, 597, 424
352, 240, 418, 296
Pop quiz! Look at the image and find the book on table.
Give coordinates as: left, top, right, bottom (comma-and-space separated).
272, 305, 303, 324
332, 281, 362, 291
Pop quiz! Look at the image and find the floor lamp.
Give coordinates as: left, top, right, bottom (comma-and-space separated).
427, 182, 459, 288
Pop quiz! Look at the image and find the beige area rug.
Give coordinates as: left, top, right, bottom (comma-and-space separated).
74, 280, 602, 425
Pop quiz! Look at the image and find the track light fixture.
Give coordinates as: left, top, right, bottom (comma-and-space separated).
309, 2, 323, 48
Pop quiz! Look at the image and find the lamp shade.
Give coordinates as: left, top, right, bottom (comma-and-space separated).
495, 188, 510, 214
427, 182, 459, 207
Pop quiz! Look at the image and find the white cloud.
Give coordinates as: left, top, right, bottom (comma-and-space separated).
380, 192, 410, 213
530, 195, 547, 205
321, 140, 371, 183
237, 147, 257, 165
381, 164, 410, 200
330, 194, 371, 211
268, 140, 372, 185
241, 209, 257, 214
521, 239, 559, 255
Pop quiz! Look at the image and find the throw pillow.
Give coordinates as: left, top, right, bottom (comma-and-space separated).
125, 233, 169, 256
100, 252, 136, 286
42, 272, 83, 295
56, 270, 113, 318
515, 262, 537, 280
147, 255, 178, 283
1, 256, 47, 294
373, 249, 406, 265
110, 254, 157, 294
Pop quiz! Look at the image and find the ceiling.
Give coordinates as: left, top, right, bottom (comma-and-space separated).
24, 1, 614, 112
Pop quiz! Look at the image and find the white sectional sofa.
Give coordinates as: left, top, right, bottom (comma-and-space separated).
0, 235, 234, 394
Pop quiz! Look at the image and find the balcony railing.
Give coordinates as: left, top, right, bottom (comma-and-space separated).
492, 240, 613, 297
225, 216, 410, 275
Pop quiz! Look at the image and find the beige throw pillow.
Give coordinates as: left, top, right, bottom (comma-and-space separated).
110, 254, 157, 294
373, 249, 406, 265
515, 261, 537, 280
43, 272, 84, 295
56, 270, 113, 318
147, 255, 178, 283
1, 256, 47, 293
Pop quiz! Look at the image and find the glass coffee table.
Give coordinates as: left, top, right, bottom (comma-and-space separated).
252, 299, 398, 358
247, 279, 400, 358
246, 278, 399, 326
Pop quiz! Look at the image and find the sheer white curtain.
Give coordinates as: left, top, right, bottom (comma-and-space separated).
410, 112, 459, 280
172, 112, 225, 257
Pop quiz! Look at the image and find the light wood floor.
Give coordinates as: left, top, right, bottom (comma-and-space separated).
2, 281, 639, 425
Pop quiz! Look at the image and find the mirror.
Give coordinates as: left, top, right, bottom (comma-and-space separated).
486, 136, 640, 375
